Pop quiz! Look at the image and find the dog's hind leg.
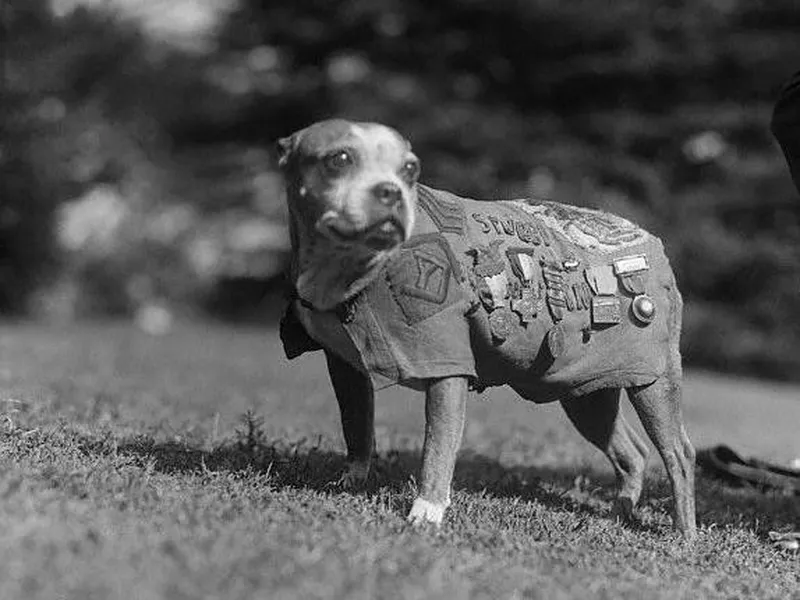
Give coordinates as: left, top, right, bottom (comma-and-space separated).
325, 351, 375, 488
626, 283, 696, 539
626, 370, 696, 539
561, 388, 649, 520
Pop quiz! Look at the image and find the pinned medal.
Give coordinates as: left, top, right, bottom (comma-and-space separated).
469, 241, 508, 310
591, 295, 622, 326
511, 287, 538, 324
585, 266, 617, 295
541, 262, 567, 322
613, 254, 649, 275
489, 308, 516, 343
480, 271, 509, 309
631, 294, 656, 324
546, 323, 567, 359
506, 248, 538, 284
619, 273, 647, 296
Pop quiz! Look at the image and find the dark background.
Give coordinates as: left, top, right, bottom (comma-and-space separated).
2, 0, 799, 380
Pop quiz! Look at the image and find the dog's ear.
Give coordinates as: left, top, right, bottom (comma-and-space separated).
276, 134, 296, 169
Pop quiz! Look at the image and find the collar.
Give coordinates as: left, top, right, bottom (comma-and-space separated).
288, 286, 358, 324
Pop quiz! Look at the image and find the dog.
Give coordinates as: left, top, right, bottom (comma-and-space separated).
277, 119, 696, 539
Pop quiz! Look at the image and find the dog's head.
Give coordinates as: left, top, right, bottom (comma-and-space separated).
278, 119, 419, 252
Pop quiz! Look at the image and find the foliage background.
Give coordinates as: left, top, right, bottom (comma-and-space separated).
2, 0, 799, 379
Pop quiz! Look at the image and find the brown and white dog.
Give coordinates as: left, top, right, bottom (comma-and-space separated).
277, 119, 697, 539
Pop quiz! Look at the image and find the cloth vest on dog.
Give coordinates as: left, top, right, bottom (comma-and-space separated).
282, 185, 677, 402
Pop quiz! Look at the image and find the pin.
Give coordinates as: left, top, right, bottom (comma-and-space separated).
631, 294, 656, 324
565, 286, 576, 311
546, 323, 567, 359
542, 261, 567, 322
591, 295, 621, 325
562, 258, 580, 271
511, 287, 538, 324
619, 273, 646, 296
481, 271, 509, 309
585, 266, 617, 295
489, 308, 516, 343
506, 248, 538, 284
613, 254, 649, 275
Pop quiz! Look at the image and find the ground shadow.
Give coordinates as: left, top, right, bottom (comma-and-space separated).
102, 434, 797, 534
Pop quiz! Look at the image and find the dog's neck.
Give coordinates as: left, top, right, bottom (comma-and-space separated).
289, 212, 398, 311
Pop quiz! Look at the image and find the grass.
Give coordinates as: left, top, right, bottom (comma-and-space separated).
0, 321, 797, 600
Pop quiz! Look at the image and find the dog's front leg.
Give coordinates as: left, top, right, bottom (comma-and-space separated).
325, 351, 375, 488
408, 376, 468, 526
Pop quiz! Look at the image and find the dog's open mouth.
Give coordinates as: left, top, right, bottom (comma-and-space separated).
319, 214, 405, 250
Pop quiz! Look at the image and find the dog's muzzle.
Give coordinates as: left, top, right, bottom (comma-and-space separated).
318, 212, 406, 250
318, 182, 409, 250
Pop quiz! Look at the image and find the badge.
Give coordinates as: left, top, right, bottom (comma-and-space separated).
506, 247, 538, 284
562, 257, 580, 271
541, 262, 566, 322
468, 240, 508, 310
565, 286, 576, 311
572, 282, 592, 311
585, 266, 617, 295
619, 273, 646, 296
489, 308, 516, 343
631, 294, 656, 324
511, 287, 538, 324
480, 271, 509, 309
613, 254, 649, 275
591, 295, 621, 325
469, 240, 505, 276
546, 323, 567, 359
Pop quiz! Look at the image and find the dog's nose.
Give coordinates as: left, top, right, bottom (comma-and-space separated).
371, 182, 403, 207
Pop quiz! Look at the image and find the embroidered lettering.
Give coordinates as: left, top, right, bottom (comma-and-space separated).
471, 213, 491, 234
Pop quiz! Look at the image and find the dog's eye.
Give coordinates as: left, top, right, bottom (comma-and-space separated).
323, 150, 353, 172
401, 159, 420, 181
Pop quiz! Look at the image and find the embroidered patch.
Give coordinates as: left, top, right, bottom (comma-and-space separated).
387, 233, 463, 325
515, 201, 646, 252
471, 213, 549, 246
417, 187, 466, 234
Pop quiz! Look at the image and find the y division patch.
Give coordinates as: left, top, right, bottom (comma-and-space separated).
386, 233, 463, 325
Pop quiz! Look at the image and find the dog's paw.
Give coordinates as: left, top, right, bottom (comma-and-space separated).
406, 497, 447, 527
333, 461, 370, 490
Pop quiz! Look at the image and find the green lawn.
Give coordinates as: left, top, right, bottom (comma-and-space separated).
0, 321, 797, 600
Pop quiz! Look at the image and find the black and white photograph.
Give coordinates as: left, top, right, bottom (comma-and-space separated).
0, 0, 798, 598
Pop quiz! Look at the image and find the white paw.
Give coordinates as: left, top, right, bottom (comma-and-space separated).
334, 462, 370, 489
406, 497, 448, 527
